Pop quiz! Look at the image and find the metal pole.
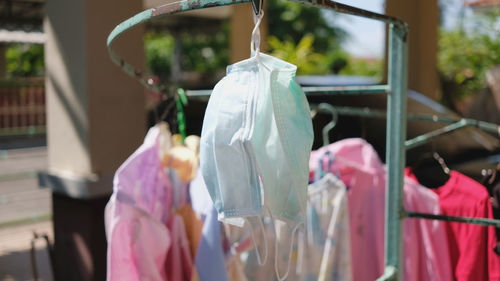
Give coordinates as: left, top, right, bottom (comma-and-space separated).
377, 22, 408, 281
404, 120, 467, 150
406, 211, 500, 228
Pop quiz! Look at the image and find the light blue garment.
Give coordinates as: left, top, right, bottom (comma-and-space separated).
189, 170, 230, 281
195, 207, 230, 281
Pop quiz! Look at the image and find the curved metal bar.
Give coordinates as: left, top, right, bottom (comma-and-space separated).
107, 0, 249, 93
106, 0, 408, 93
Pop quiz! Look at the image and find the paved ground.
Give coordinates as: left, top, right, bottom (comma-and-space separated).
0, 147, 50, 225
0, 146, 53, 281
0, 221, 54, 281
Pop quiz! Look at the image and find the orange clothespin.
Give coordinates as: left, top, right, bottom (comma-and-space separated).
162, 134, 199, 182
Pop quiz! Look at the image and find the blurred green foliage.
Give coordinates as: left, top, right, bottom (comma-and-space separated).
144, 22, 229, 81
6, 44, 44, 77
267, 0, 350, 75
438, 8, 500, 99
267, 0, 345, 54
145, 32, 175, 80
267, 0, 382, 77
268, 34, 382, 77
268, 34, 344, 75
180, 23, 230, 73
144, 0, 383, 80
340, 57, 383, 78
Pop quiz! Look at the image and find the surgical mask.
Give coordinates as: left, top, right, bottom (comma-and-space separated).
199, 12, 265, 226
200, 9, 313, 280
199, 53, 269, 262
251, 53, 313, 225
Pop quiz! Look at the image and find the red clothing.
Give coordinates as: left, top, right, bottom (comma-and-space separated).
408, 170, 500, 281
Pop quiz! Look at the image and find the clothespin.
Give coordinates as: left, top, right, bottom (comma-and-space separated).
176, 88, 188, 142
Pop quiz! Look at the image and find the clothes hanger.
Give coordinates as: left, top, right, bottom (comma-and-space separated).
410, 142, 451, 189
481, 162, 500, 194
317, 103, 339, 147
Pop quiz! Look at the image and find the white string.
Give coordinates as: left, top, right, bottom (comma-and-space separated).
296, 229, 305, 275
265, 207, 303, 281
246, 216, 269, 266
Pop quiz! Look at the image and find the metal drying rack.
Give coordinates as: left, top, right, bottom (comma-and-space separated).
106, 1, 500, 280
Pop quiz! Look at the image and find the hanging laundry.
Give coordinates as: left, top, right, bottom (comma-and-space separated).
407, 169, 500, 281
105, 124, 201, 281
195, 207, 230, 281
189, 169, 230, 281
105, 125, 174, 281
165, 215, 194, 281
309, 174, 351, 281
481, 166, 500, 256
175, 204, 203, 259
242, 173, 351, 281
309, 138, 453, 281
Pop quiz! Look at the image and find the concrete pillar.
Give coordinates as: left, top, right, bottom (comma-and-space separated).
230, 3, 268, 63
42, 0, 146, 279
385, 0, 440, 100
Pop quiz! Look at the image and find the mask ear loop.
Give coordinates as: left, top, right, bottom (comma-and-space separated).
266, 207, 303, 281
296, 222, 305, 275
245, 216, 269, 266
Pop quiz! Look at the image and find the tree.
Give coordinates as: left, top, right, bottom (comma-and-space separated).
267, 0, 357, 75
438, 6, 500, 104
144, 21, 230, 85
6, 43, 44, 78
267, 0, 345, 54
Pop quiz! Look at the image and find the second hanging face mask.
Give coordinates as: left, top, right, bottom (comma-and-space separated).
251, 53, 314, 226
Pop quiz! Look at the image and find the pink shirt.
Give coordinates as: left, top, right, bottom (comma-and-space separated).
310, 138, 453, 281
407, 170, 500, 281
105, 126, 193, 281
165, 215, 193, 281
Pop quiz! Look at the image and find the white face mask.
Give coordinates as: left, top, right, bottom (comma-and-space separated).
201, 61, 263, 226
251, 52, 313, 226
200, 9, 313, 280
200, 52, 313, 221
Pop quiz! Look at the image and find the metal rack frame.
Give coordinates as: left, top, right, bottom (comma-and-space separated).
106, 1, 500, 280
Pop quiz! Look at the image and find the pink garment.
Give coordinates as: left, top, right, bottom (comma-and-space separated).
310, 138, 453, 281
407, 170, 500, 281
165, 215, 193, 281
106, 201, 171, 281
105, 126, 192, 281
